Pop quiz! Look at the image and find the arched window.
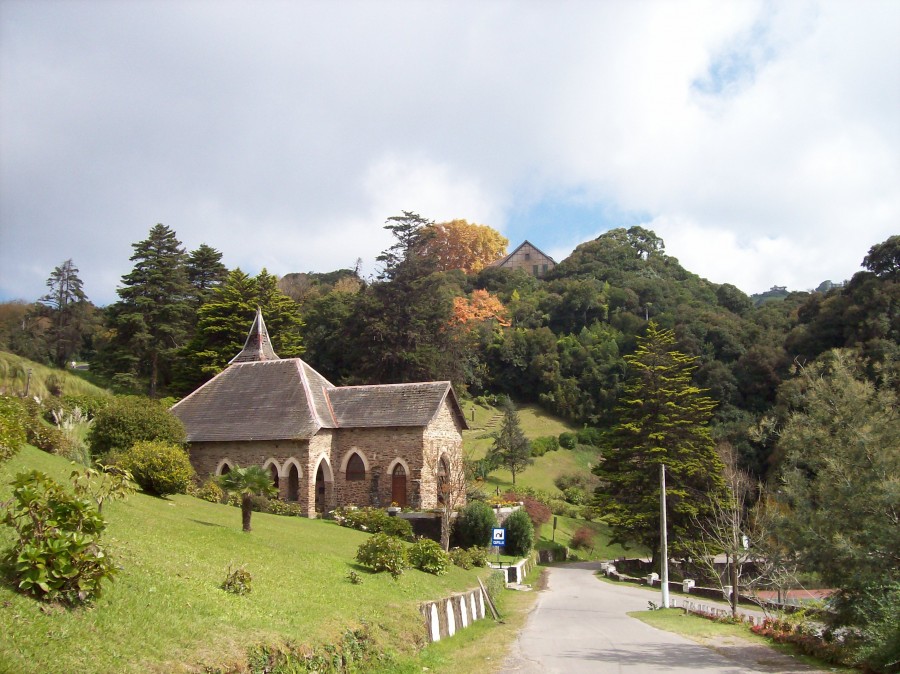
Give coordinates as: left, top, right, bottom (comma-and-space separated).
437, 455, 449, 504
346, 453, 366, 481
268, 464, 279, 489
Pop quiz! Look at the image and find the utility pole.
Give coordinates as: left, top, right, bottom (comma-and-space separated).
660, 464, 670, 608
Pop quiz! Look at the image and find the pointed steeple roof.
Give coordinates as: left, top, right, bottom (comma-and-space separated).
229, 308, 279, 364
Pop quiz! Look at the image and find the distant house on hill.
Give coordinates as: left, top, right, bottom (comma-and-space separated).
170, 310, 467, 516
489, 240, 556, 278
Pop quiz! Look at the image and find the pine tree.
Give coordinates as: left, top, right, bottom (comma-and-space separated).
488, 396, 533, 485
102, 224, 191, 397
593, 321, 725, 567
37, 259, 93, 367
186, 244, 228, 303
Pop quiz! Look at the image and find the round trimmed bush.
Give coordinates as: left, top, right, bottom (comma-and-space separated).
408, 538, 450, 575
115, 440, 195, 496
455, 500, 498, 548
504, 509, 534, 557
87, 395, 185, 457
356, 533, 407, 579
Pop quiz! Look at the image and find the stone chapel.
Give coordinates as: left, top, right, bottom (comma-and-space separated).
170, 310, 468, 516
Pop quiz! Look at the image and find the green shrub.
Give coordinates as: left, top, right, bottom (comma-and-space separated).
485, 569, 506, 603
408, 538, 450, 575
504, 509, 534, 557
548, 498, 580, 518
115, 440, 194, 496
449, 547, 473, 569
334, 507, 413, 539
455, 501, 498, 548
87, 395, 185, 457
221, 563, 252, 595
554, 471, 591, 492
467, 546, 490, 567
226, 492, 270, 512
531, 436, 559, 457
562, 486, 587, 505
0, 396, 27, 464
558, 431, 577, 450
576, 426, 603, 446
194, 478, 225, 504
266, 498, 305, 517
355, 533, 407, 579
1, 470, 117, 605
581, 505, 600, 521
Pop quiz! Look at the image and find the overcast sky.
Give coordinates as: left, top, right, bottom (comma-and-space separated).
1, 0, 898, 306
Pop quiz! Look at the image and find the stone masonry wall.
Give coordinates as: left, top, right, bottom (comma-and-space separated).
421, 401, 466, 510
334, 427, 425, 508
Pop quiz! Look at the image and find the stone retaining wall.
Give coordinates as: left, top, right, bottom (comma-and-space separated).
421, 587, 487, 642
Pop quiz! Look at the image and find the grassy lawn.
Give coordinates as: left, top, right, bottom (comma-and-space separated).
0, 447, 491, 673
536, 514, 640, 561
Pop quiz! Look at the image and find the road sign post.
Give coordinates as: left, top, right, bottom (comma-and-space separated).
492, 527, 506, 565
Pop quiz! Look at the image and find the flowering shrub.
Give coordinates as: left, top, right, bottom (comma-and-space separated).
750, 618, 848, 665
356, 533, 407, 579
467, 546, 490, 567
194, 478, 224, 503
504, 492, 551, 528
450, 547, 473, 569
266, 499, 305, 517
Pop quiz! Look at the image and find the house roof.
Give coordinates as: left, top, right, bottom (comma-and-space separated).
170, 359, 336, 442
489, 240, 557, 268
329, 381, 464, 428
170, 312, 468, 442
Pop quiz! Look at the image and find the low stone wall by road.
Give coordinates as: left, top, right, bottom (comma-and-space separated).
421, 587, 487, 643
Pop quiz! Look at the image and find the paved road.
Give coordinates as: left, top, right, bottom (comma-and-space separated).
500, 562, 814, 674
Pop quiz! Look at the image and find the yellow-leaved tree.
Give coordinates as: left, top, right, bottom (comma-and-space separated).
420, 219, 508, 274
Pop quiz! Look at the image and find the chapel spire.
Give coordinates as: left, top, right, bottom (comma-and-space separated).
229, 308, 280, 364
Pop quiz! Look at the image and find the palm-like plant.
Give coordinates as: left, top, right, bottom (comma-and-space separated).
217, 465, 278, 532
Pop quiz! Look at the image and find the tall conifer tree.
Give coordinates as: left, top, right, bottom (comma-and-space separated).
489, 396, 533, 485
38, 259, 92, 367
593, 321, 725, 567
103, 224, 191, 397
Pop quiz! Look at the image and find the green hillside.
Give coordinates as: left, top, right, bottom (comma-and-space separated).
0, 351, 110, 400
0, 447, 487, 674
463, 401, 598, 496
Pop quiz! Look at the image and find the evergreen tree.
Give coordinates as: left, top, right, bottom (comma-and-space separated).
37, 259, 93, 367
774, 350, 899, 666
102, 224, 191, 397
593, 321, 725, 568
186, 243, 228, 303
174, 269, 304, 392
488, 396, 533, 485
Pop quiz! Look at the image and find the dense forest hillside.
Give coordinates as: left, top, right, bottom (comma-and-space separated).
1, 221, 897, 480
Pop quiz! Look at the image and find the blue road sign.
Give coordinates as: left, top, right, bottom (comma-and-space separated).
492, 527, 506, 547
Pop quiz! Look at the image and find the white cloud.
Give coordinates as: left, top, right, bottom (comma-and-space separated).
1, 0, 897, 303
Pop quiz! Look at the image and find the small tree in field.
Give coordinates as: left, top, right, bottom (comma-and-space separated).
488, 396, 532, 485
218, 465, 277, 532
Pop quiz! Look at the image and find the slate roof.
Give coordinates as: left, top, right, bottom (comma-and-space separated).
170, 311, 468, 442
230, 309, 279, 364
329, 381, 463, 428
170, 359, 336, 442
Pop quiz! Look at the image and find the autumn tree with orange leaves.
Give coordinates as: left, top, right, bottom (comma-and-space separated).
451, 289, 511, 327
420, 219, 508, 274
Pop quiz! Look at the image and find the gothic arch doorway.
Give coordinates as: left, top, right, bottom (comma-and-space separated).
391, 463, 407, 507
